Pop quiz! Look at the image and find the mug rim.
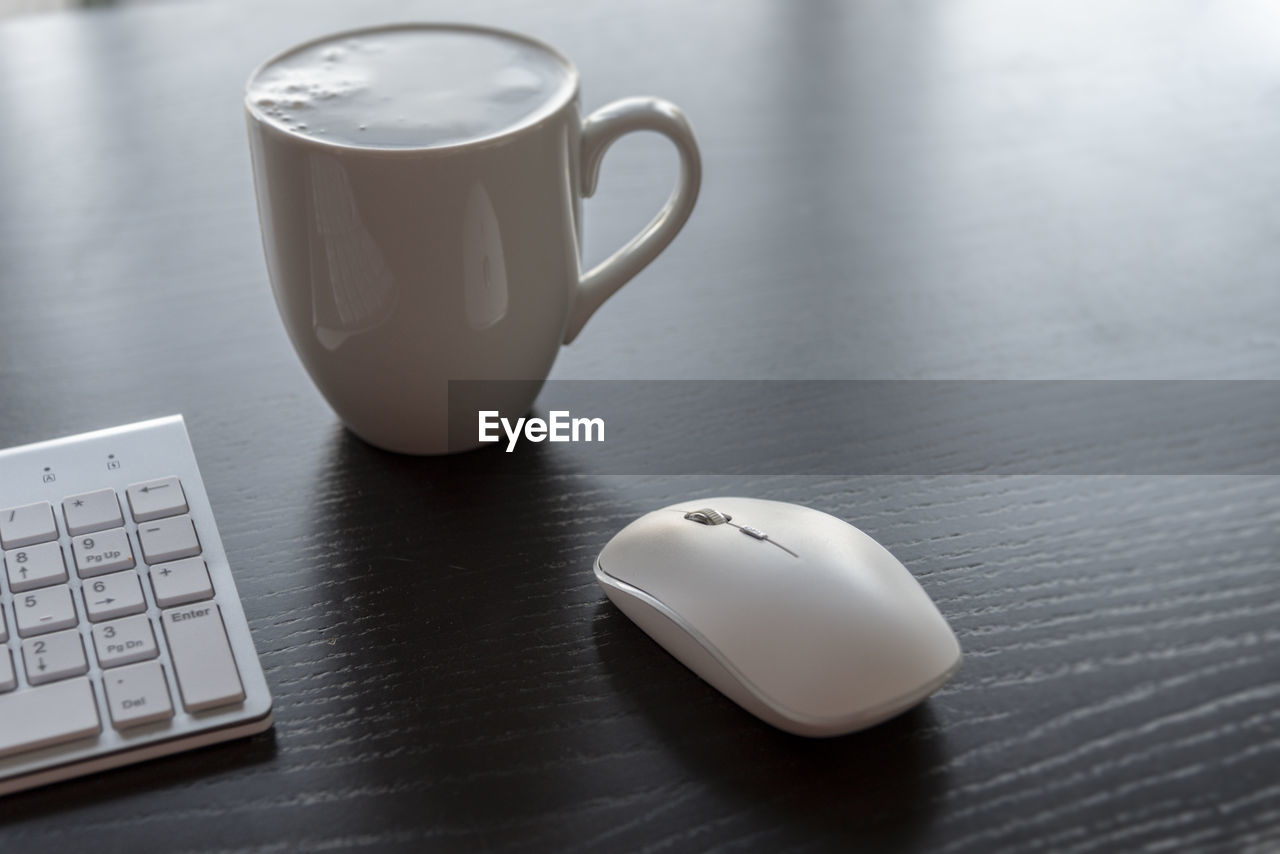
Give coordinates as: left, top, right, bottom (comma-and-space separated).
244, 22, 581, 156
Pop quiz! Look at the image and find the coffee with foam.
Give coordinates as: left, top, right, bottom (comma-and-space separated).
245, 23, 702, 453
246, 26, 575, 148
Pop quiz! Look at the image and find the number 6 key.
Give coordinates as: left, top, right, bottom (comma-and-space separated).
83, 571, 147, 622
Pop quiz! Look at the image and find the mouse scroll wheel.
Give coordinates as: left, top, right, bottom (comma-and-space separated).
684, 508, 732, 525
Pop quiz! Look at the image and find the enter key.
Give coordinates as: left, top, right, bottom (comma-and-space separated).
161, 603, 244, 713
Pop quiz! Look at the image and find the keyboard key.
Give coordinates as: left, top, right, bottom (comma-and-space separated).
92, 614, 159, 668
126, 477, 187, 523
83, 571, 146, 622
0, 501, 57, 550
138, 515, 200, 565
103, 661, 174, 729
62, 488, 124, 536
150, 557, 214, 607
5, 541, 68, 593
14, 586, 78, 637
72, 528, 135, 577
0, 650, 14, 692
0, 677, 100, 759
0, 605, 8, 643
162, 603, 244, 712
23, 629, 88, 685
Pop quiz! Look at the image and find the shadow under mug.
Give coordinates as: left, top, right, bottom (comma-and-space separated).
244, 23, 701, 454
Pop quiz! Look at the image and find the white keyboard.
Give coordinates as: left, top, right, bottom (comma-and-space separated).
0, 416, 273, 795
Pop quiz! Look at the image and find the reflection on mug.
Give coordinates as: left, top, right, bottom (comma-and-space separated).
463, 181, 509, 330
307, 152, 397, 350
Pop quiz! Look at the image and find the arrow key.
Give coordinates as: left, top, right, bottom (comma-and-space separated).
126, 477, 187, 523
5, 541, 69, 593
22, 629, 88, 685
83, 570, 146, 622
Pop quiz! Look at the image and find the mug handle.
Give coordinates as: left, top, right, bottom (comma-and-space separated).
562, 97, 702, 344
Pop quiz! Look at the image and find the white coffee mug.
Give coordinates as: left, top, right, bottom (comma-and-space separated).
244, 23, 700, 454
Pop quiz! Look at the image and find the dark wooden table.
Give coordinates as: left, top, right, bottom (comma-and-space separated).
1, 0, 1278, 851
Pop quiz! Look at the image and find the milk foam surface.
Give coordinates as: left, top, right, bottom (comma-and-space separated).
247, 27, 574, 148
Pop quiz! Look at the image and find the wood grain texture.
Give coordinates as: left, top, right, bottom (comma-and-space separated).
0, 1, 1278, 852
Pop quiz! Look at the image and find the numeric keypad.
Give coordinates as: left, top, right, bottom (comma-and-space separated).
0, 417, 273, 795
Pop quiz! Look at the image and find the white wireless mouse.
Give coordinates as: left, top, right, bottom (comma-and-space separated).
594, 497, 962, 737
